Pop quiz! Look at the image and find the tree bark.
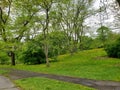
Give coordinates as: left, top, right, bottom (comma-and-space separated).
11, 51, 15, 66
45, 44, 49, 67
116, 0, 120, 6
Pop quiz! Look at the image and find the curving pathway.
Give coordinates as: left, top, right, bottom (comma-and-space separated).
1, 68, 120, 90
0, 75, 19, 90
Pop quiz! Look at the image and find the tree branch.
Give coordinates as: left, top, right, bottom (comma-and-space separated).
15, 12, 36, 41
0, 7, 5, 23
4, 0, 12, 24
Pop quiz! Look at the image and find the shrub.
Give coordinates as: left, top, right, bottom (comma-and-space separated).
0, 52, 10, 65
105, 37, 120, 58
22, 49, 45, 65
20, 42, 46, 65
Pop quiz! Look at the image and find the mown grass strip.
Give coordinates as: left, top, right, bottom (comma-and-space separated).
15, 77, 95, 90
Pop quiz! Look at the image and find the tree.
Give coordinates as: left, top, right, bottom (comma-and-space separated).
0, 0, 37, 65
57, 0, 93, 53
0, 0, 101, 66
0, 0, 16, 65
33, 0, 54, 67
97, 26, 111, 46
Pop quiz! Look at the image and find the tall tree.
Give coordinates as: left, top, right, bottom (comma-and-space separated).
57, 0, 93, 53
33, 0, 54, 67
0, 0, 16, 65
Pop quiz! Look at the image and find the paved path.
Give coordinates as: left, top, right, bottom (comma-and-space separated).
0, 76, 19, 90
6, 69, 120, 90
1, 68, 120, 90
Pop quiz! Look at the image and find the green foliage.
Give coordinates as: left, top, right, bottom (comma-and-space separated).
19, 41, 45, 65
0, 69, 9, 75
79, 36, 93, 50
0, 42, 10, 65
0, 51, 10, 65
49, 31, 68, 57
105, 37, 120, 58
97, 26, 111, 45
35, 31, 68, 58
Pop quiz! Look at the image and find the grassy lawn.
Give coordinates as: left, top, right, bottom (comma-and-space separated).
0, 49, 120, 90
15, 77, 94, 90
0, 49, 120, 81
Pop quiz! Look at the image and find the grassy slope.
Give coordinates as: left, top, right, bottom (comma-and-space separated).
5, 48, 120, 81
1, 49, 120, 90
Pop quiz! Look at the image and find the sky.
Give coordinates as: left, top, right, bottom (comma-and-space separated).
84, 0, 120, 36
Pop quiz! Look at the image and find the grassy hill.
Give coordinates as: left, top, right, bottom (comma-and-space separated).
1, 49, 120, 90
1, 48, 120, 81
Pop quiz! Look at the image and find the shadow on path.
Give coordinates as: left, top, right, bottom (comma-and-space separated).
1, 68, 120, 90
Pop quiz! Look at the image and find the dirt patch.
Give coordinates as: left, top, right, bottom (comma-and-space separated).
1, 68, 120, 90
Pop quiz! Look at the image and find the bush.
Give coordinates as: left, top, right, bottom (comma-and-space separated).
23, 49, 45, 65
105, 37, 120, 58
20, 42, 46, 65
0, 52, 10, 65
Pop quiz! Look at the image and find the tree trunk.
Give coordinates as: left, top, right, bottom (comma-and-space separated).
45, 43, 49, 67
11, 51, 15, 66
116, 0, 120, 6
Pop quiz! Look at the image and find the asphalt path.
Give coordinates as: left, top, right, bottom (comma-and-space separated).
1, 68, 120, 90
0, 75, 19, 90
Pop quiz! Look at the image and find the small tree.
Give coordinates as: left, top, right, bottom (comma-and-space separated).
97, 26, 111, 46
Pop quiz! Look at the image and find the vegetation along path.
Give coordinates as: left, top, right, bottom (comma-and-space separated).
1, 68, 120, 90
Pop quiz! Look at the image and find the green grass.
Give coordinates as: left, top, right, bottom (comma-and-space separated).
0, 69, 9, 75
1, 49, 120, 90
0, 49, 120, 81
15, 77, 94, 90
0, 49, 120, 90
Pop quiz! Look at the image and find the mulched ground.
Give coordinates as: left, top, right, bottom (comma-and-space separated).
1, 68, 120, 90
